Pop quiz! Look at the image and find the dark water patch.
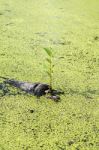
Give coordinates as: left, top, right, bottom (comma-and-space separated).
65, 88, 99, 99
0, 12, 3, 16
59, 56, 65, 59
4, 3, 9, 7
68, 140, 74, 146
94, 36, 99, 41
0, 85, 26, 98
5, 9, 11, 12
5, 22, 14, 26
89, 143, 94, 146
60, 8, 64, 9
0, 53, 6, 56
0, 145, 5, 150
0, 83, 9, 97
55, 142, 66, 150
72, 113, 76, 116
29, 109, 35, 113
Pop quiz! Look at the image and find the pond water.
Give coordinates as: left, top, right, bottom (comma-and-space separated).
0, 0, 99, 150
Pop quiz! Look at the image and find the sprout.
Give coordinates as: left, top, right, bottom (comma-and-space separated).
43, 48, 54, 89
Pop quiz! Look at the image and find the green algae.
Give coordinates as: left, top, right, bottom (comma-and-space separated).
0, 0, 99, 149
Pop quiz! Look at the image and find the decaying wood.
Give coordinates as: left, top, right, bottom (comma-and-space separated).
0, 76, 64, 100
0, 76, 51, 97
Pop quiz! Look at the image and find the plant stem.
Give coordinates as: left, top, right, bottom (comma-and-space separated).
50, 50, 52, 89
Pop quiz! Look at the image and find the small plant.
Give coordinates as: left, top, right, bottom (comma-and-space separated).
43, 48, 54, 89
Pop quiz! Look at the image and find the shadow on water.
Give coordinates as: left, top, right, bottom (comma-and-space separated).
0, 82, 98, 99
65, 88, 99, 99
0, 90, 27, 98
0, 83, 27, 98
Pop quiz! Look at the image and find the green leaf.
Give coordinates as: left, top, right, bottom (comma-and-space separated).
46, 58, 51, 63
44, 48, 52, 56
46, 71, 51, 77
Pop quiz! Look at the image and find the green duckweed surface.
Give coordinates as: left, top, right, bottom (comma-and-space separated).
0, 0, 99, 149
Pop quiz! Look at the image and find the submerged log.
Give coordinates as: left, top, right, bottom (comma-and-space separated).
0, 76, 51, 97
0, 76, 64, 100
